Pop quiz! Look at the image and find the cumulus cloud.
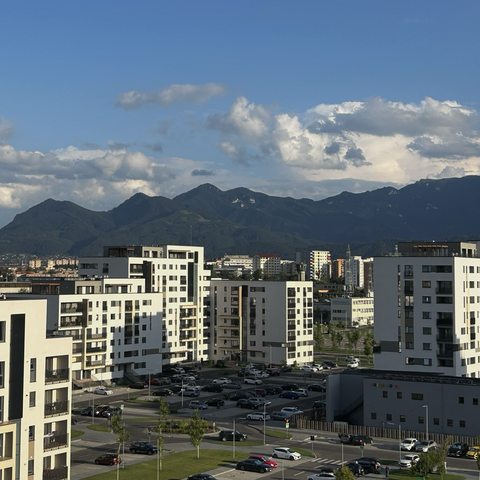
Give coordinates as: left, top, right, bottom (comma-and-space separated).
191, 169, 216, 176
117, 83, 226, 110
0, 118, 14, 140
427, 166, 466, 179
407, 135, 480, 159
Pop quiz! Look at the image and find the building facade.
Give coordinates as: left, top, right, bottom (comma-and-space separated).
330, 296, 374, 327
0, 299, 72, 480
307, 251, 331, 281
210, 279, 314, 366
374, 241, 480, 377
252, 254, 281, 276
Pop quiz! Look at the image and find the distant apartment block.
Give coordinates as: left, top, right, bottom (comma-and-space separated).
307, 250, 331, 281
330, 296, 374, 327
331, 259, 344, 280
374, 241, 480, 377
210, 279, 314, 366
0, 299, 72, 480
252, 254, 281, 276
78, 245, 211, 365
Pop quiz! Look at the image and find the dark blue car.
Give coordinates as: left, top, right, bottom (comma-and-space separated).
279, 391, 299, 399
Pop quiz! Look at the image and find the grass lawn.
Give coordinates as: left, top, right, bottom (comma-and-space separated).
87, 425, 111, 433
265, 429, 292, 439
293, 446, 315, 458
71, 429, 85, 438
388, 468, 464, 480
83, 448, 249, 480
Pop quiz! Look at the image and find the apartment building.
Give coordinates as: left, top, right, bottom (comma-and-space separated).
330, 296, 374, 327
78, 245, 211, 365
374, 241, 480, 377
210, 280, 314, 366
252, 254, 281, 276
331, 259, 344, 281
19, 277, 163, 385
0, 299, 72, 480
307, 250, 331, 281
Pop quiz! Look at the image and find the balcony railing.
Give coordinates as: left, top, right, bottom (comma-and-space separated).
86, 359, 105, 367
44, 400, 69, 417
43, 433, 68, 452
86, 333, 107, 340
180, 333, 196, 341
43, 466, 69, 480
288, 321, 295, 330
59, 319, 83, 328
180, 321, 196, 329
86, 345, 107, 354
436, 287, 453, 294
45, 369, 69, 384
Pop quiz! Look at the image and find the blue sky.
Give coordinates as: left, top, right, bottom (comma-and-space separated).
0, 1, 479, 227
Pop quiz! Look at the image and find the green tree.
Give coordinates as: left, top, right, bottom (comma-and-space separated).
335, 465, 355, 480
350, 329, 361, 353
363, 331, 374, 363
187, 410, 207, 458
110, 413, 131, 480
411, 450, 440, 480
345, 331, 354, 353
436, 436, 451, 479
314, 323, 325, 350
155, 398, 170, 474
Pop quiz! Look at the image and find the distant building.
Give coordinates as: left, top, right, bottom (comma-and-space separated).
308, 250, 331, 281
252, 254, 281, 276
363, 259, 374, 295
0, 298, 72, 480
210, 279, 314, 366
330, 296, 374, 327
331, 259, 344, 281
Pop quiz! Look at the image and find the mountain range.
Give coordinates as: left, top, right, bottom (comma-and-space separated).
1, 176, 479, 260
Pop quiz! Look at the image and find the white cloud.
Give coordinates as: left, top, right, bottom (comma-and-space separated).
117, 83, 226, 110
0, 118, 14, 140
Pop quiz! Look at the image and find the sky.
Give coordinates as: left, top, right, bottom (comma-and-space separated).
1, 1, 480, 228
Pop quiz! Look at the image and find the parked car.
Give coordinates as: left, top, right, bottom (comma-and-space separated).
401, 438, 418, 451
212, 377, 231, 384
271, 411, 290, 421
312, 400, 327, 409
236, 459, 272, 474
351, 435, 373, 445
399, 454, 420, 468
322, 361, 338, 369
152, 389, 174, 396
280, 365, 292, 372
94, 387, 113, 395
202, 384, 223, 393
223, 381, 242, 389
219, 429, 247, 441
272, 447, 302, 460
355, 457, 381, 474
248, 455, 277, 468
205, 398, 225, 407
129, 382, 148, 389
265, 386, 283, 395
448, 442, 469, 457
237, 398, 259, 409
247, 412, 271, 421
345, 356, 360, 362
148, 378, 164, 386
415, 440, 437, 452
169, 385, 184, 394
225, 392, 252, 401
81, 406, 93, 416
94, 453, 120, 466
344, 462, 364, 476
294, 388, 309, 397
281, 406, 303, 416
466, 446, 480, 459
189, 400, 208, 410
307, 473, 336, 480
244, 377, 262, 385
129, 441, 158, 455
300, 365, 317, 372
308, 384, 326, 392
339, 433, 353, 444
94, 405, 110, 417
254, 388, 267, 397
187, 475, 219, 480
180, 388, 200, 397
101, 406, 122, 418
266, 368, 280, 376
279, 391, 299, 399
281, 383, 299, 391
347, 361, 359, 369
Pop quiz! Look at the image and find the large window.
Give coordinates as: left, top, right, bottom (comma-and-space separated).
0, 362, 4, 388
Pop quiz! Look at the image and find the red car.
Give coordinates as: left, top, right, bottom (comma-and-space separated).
267, 368, 280, 376
249, 455, 277, 468
94, 453, 120, 466
254, 388, 267, 397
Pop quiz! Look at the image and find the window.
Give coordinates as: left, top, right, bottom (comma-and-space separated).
433, 418, 439, 425
0, 321, 5, 342
386, 413, 392, 421
418, 416, 424, 424
422, 296, 431, 304
0, 396, 3, 422
447, 419, 453, 427
0, 362, 4, 388
399, 415, 405, 423
412, 393, 424, 400
459, 397, 465, 404
422, 311, 432, 319
250, 341, 256, 346
29, 391, 36, 407
371, 412, 376, 419
405, 342, 414, 349
474, 398, 479, 405
382, 391, 388, 398
422, 265, 431, 272
423, 343, 432, 350
397, 392, 402, 399
422, 281, 431, 288
28, 459, 34, 475
423, 327, 432, 335
460, 420, 466, 428
28, 425, 35, 441
30, 358, 36, 383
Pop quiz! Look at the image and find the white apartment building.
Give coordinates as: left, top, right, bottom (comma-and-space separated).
252, 254, 281, 276
330, 296, 374, 327
374, 241, 480, 377
210, 280, 314, 366
0, 299, 72, 480
78, 245, 211, 365
20, 277, 163, 385
222, 254, 253, 270
307, 250, 331, 281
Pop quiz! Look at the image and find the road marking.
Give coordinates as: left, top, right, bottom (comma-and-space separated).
310, 458, 324, 462
294, 471, 305, 476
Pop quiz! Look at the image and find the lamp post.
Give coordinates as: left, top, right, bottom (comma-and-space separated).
181, 379, 184, 410
388, 422, 401, 465
233, 418, 236, 461
263, 403, 266, 445
422, 405, 428, 440
269, 345, 272, 366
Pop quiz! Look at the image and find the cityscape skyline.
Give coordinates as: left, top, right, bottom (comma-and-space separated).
1, 1, 479, 229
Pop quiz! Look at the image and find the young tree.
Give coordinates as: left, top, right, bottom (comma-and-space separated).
187, 410, 207, 458
335, 465, 355, 480
155, 398, 170, 474
110, 413, 131, 480
350, 329, 361, 353
314, 323, 325, 350
363, 331, 374, 363
411, 450, 440, 480
345, 331, 354, 353
436, 436, 451, 480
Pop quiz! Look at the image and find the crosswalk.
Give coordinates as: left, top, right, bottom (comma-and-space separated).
308, 458, 345, 468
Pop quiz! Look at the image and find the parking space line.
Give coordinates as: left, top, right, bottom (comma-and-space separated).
294, 471, 305, 476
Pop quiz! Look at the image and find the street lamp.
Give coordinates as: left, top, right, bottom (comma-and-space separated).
263, 403, 266, 445
422, 405, 428, 440
388, 422, 401, 465
233, 418, 236, 461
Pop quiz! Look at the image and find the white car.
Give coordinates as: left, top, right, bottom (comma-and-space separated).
247, 412, 271, 421
401, 438, 418, 451
294, 388, 309, 397
180, 375, 197, 382
300, 365, 316, 372
307, 474, 336, 480
399, 454, 420, 468
94, 387, 113, 395
347, 360, 359, 369
415, 440, 437, 452
246, 368, 261, 375
281, 406, 303, 416
189, 400, 208, 410
244, 377, 262, 385
212, 377, 231, 384
272, 447, 302, 460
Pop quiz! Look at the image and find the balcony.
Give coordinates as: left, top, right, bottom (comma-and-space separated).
59, 318, 83, 328
436, 349, 454, 358
436, 287, 453, 294
43, 466, 69, 480
436, 334, 453, 342
180, 321, 196, 329
86, 332, 107, 340
43, 433, 68, 452
86, 359, 105, 367
180, 332, 196, 341
180, 309, 196, 319
86, 345, 107, 354
287, 334, 296, 341
288, 321, 295, 330
45, 369, 69, 384
44, 400, 69, 417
